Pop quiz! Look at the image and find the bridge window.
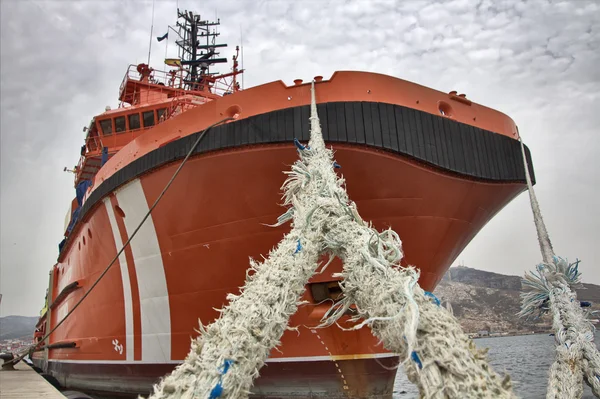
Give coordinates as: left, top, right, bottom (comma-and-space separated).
115, 116, 126, 133
99, 119, 112, 135
128, 113, 140, 130
157, 108, 167, 123
143, 111, 155, 127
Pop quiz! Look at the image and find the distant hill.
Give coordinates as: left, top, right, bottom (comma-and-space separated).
0, 267, 597, 339
435, 266, 600, 333
0, 316, 37, 340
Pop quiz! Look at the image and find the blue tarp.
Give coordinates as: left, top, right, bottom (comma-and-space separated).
101, 147, 109, 166
75, 180, 92, 207
60, 180, 92, 253
58, 238, 66, 252
66, 207, 81, 235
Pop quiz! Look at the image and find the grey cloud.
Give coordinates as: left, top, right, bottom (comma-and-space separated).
1, 0, 598, 317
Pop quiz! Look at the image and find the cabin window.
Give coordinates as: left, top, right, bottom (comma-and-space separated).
99, 119, 112, 135
157, 108, 167, 123
128, 113, 141, 130
143, 111, 155, 127
115, 116, 126, 133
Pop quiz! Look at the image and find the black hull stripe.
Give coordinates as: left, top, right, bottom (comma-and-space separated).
64, 101, 534, 258
38, 357, 397, 397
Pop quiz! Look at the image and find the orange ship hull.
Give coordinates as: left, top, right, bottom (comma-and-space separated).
32, 71, 533, 398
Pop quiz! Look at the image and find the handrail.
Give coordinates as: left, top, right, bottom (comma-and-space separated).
119, 64, 237, 104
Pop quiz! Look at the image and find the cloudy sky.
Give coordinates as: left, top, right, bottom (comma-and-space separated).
1, 0, 598, 317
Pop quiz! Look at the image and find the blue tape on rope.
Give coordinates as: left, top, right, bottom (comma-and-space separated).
209, 384, 223, 398
536, 264, 544, 273
294, 239, 302, 254
294, 138, 306, 151
424, 291, 441, 306
221, 359, 233, 374
411, 351, 423, 369
580, 301, 592, 308
209, 359, 234, 398
333, 162, 341, 169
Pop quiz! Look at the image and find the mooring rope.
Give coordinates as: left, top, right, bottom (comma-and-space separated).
517, 139, 600, 398
147, 82, 514, 398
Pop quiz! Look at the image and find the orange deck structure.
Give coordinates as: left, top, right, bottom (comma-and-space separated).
31, 9, 534, 398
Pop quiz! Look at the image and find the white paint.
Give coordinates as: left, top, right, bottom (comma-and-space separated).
49, 352, 397, 365
112, 339, 124, 355
104, 197, 134, 361
265, 353, 398, 362
115, 179, 171, 363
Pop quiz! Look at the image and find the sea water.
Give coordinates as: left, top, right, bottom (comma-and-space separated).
82, 333, 600, 398
393, 332, 600, 398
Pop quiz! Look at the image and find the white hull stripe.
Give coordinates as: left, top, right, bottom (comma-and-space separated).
47, 353, 397, 365
265, 353, 398, 362
104, 198, 134, 362
115, 179, 171, 363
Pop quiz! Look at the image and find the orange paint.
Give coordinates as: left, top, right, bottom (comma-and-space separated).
33, 11, 529, 398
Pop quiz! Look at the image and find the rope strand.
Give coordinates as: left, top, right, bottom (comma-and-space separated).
147, 82, 513, 398
518, 137, 600, 398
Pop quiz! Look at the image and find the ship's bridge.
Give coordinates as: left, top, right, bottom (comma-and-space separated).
72, 9, 243, 188
73, 94, 205, 186
73, 63, 235, 186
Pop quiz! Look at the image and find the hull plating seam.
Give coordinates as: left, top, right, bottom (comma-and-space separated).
62, 101, 534, 258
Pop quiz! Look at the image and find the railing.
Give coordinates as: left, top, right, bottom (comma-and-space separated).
210, 76, 238, 96
118, 64, 239, 105
119, 64, 187, 93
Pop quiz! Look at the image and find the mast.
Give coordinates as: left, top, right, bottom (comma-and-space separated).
176, 10, 228, 92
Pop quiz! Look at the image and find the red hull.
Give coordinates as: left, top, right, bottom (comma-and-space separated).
33, 144, 524, 397
32, 70, 532, 397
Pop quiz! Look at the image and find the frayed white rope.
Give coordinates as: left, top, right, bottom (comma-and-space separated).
146, 89, 338, 399
518, 139, 600, 398
147, 81, 515, 398
304, 82, 514, 398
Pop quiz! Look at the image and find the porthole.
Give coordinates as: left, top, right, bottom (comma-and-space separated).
114, 205, 126, 218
